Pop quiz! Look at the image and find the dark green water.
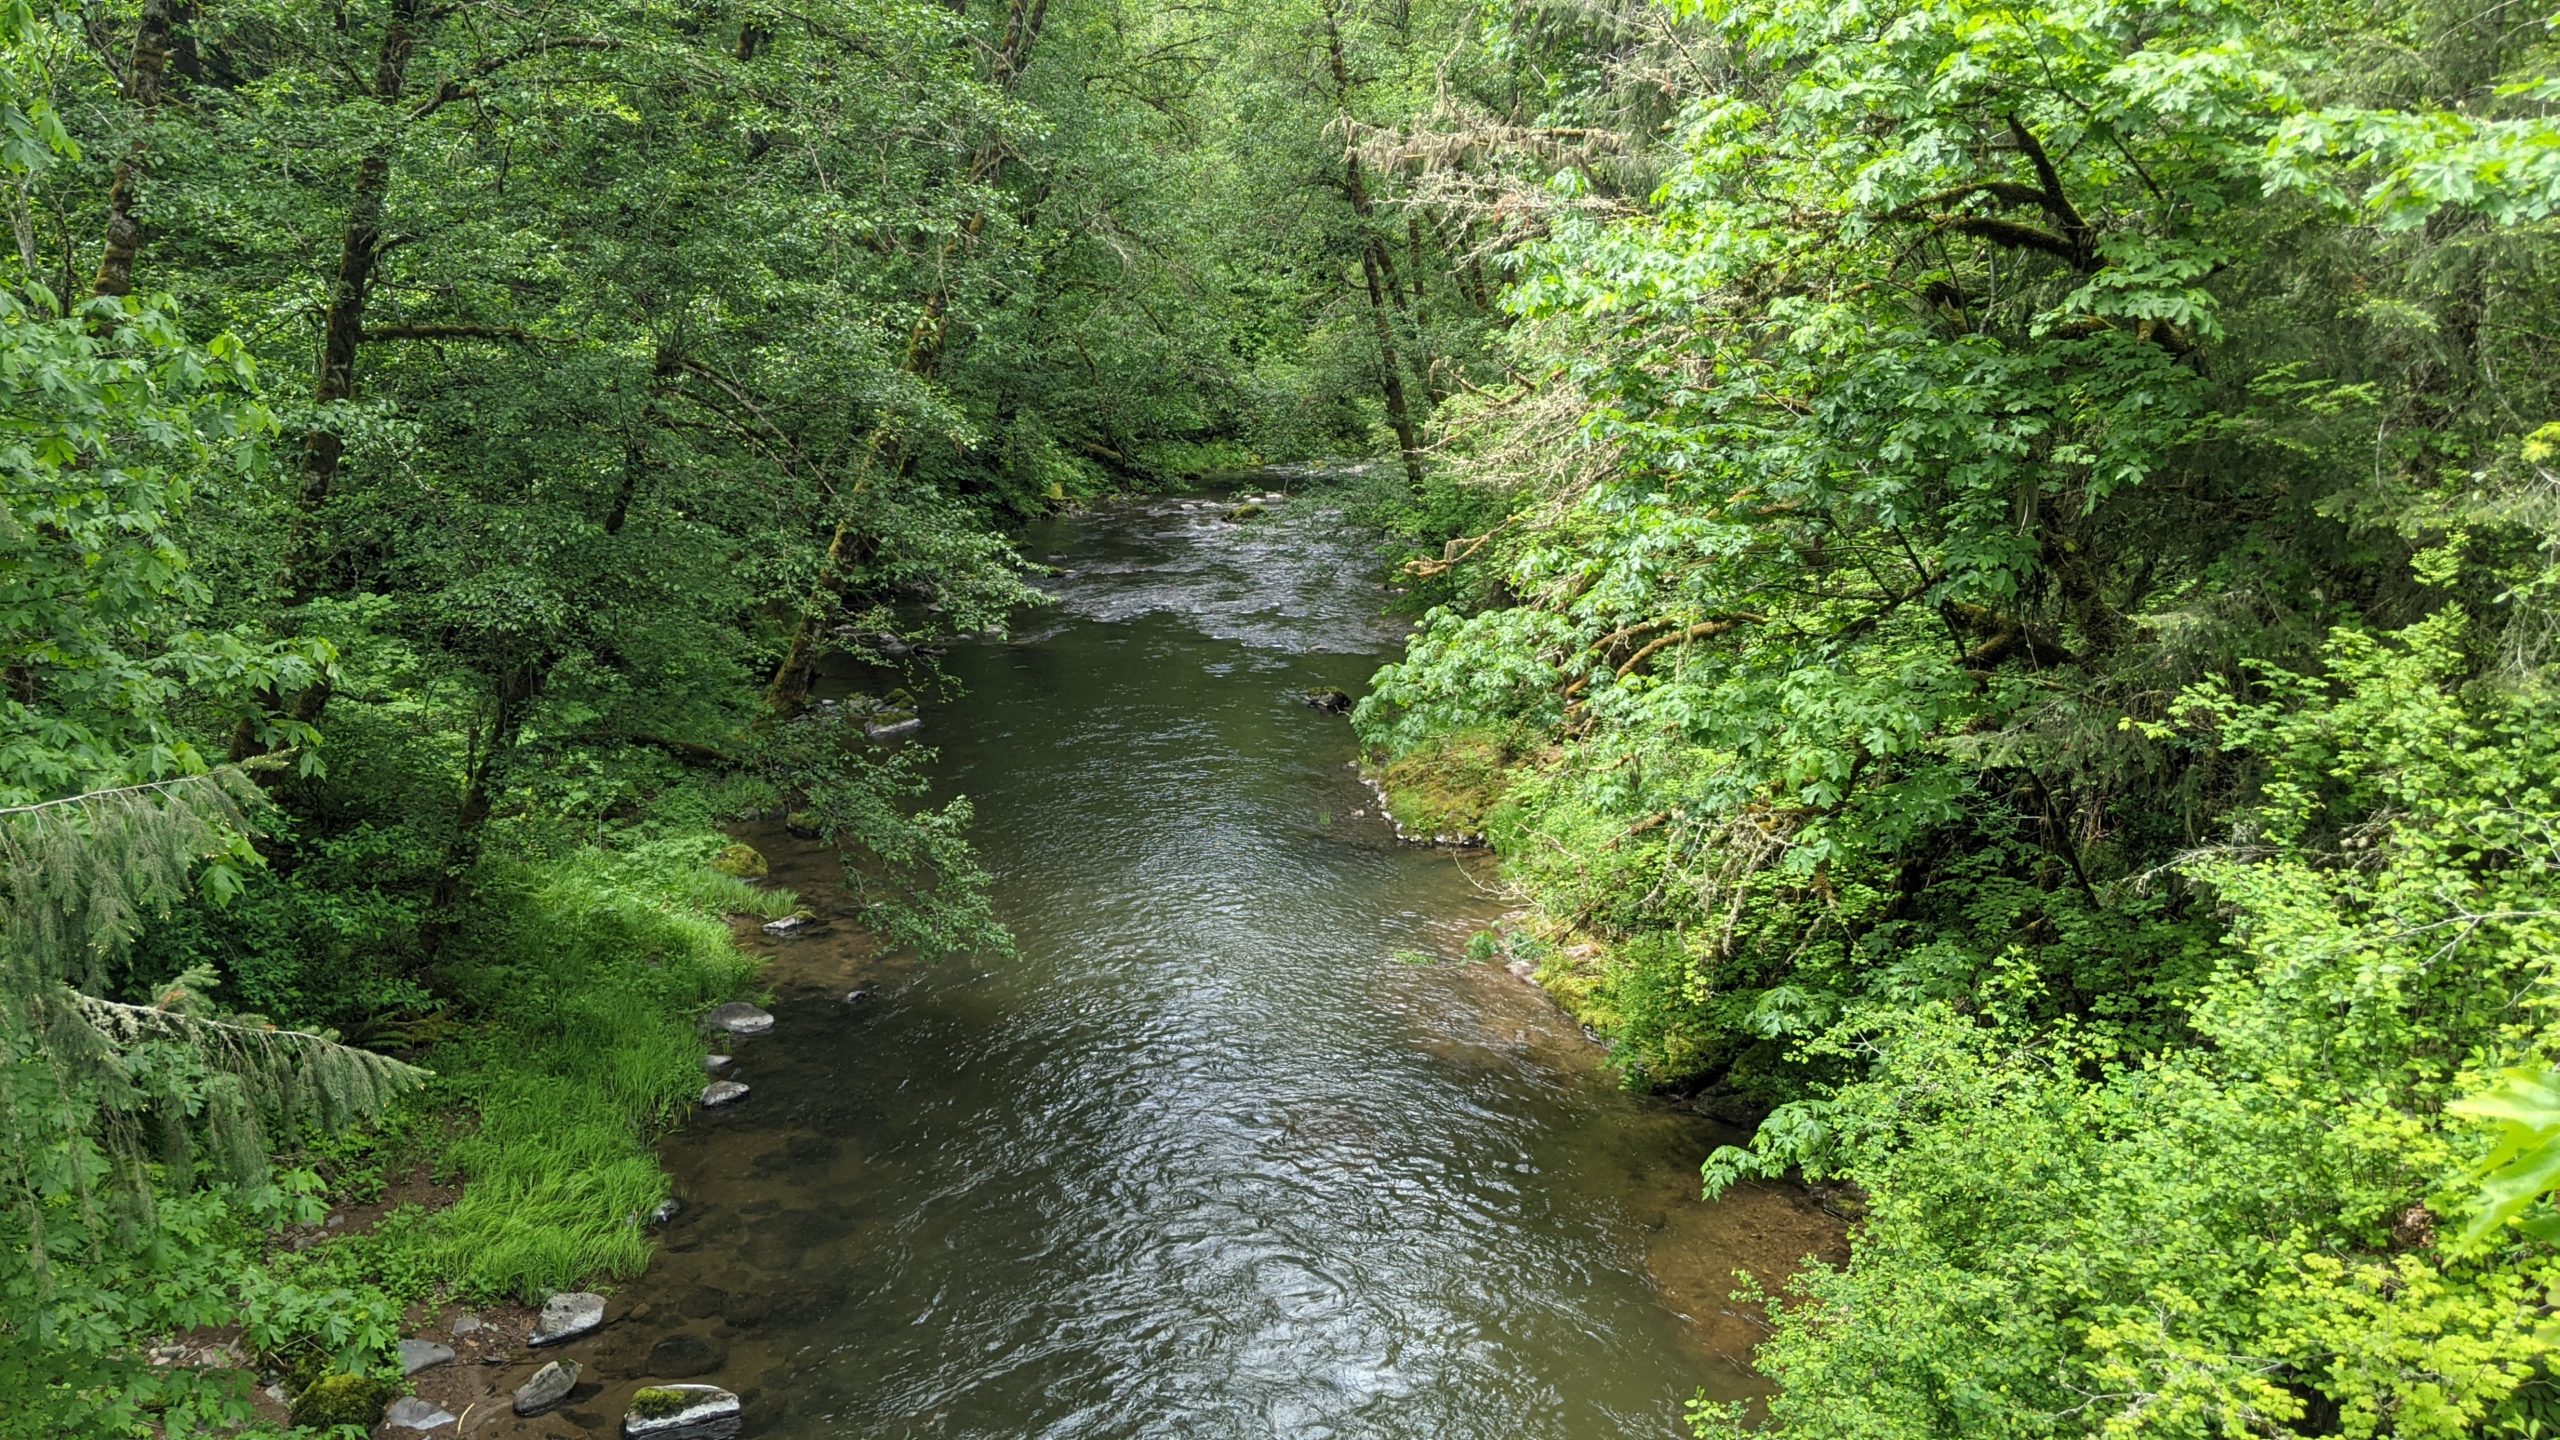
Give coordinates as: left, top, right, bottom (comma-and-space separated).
493, 490, 1834, 1440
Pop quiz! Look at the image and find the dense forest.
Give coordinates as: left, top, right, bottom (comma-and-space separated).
3, 0, 2558, 1434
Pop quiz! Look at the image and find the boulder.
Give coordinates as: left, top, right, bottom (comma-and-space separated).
529, 1291, 607, 1347
645, 1331, 730, 1379
701, 1080, 750, 1108
623, 1384, 741, 1440
705, 1002, 773, 1035
513, 1359, 580, 1417
782, 810, 820, 838
708, 843, 766, 880
383, 1396, 458, 1432
398, 1338, 456, 1375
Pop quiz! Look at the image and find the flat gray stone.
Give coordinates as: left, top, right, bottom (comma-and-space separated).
529, 1291, 606, 1347
701, 1080, 750, 1108
705, 1002, 772, 1035
623, 1383, 740, 1439
513, 1358, 580, 1417
864, 716, 922, 741
398, 1338, 455, 1374
383, 1396, 457, 1431
760, 915, 810, 936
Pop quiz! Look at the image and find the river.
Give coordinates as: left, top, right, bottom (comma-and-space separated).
487, 487, 1839, 1440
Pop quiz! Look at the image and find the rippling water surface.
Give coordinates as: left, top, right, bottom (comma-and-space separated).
491, 490, 1836, 1440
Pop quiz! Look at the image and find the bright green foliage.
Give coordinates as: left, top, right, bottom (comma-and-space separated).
1353, 0, 2560, 1432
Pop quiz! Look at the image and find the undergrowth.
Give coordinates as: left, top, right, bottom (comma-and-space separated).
284, 833, 788, 1306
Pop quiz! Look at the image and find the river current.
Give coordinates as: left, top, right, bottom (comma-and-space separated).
487, 489, 1837, 1440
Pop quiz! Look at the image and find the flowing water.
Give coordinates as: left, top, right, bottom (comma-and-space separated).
487, 488, 1839, 1440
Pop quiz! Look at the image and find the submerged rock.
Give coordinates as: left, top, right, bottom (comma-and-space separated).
529, 1291, 607, 1347
1224, 501, 1267, 522
705, 1002, 773, 1035
383, 1396, 458, 1431
646, 1332, 730, 1379
648, 1196, 681, 1225
1303, 688, 1353, 714
397, 1338, 455, 1375
700, 1053, 733, 1075
623, 1384, 741, 1439
701, 1080, 750, 1108
513, 1359, 580, 1417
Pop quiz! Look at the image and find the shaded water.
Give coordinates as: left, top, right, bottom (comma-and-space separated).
490, 490, 1838, 1440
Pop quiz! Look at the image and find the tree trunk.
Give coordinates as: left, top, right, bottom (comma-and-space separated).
1323, 3, 1427, 486
91, 0, 179, 301
231, 0, 430, 763
764, 0, 1050, 711
1360, 247, 1426, 489
416, 660, 543, 963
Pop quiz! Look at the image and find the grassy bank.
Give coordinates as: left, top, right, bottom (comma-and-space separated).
285, 836, 790, 1308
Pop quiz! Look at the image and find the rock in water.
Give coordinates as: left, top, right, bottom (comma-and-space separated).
708, 843, 766, 880
865, 714, 922, 741
622, 1384, 741, 1439
700, 1053, 732, 1074
529, 1291, 607, 1347
701, 1080, 750, 1108
760, 914, 811, 936
705, 1002, 773, 1035
648, 1196, 681, 1225
397, 1338, 456, 1375
383, 1396, 458, 1431
1303, 688, 1353, 713
842, 988, 869, 1007
645, 1332, 730, 1379
513, 1359, 580, 1417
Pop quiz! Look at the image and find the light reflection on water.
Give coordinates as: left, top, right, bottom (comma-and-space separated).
489, 490, 1838, 1440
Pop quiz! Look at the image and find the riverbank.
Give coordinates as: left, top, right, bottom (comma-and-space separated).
207, 827, 795, 1433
